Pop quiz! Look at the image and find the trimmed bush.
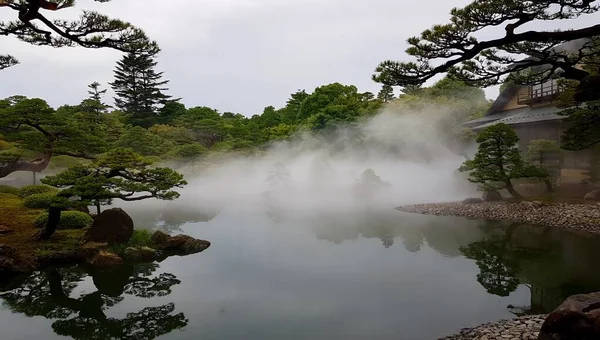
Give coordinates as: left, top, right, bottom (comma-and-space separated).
23, 192, 56, 209
0, 184, 19, 195
34, 211, 93, 230
18, 185, 58, 198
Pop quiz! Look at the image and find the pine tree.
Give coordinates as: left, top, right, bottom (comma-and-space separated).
377, 84, 395, 102
80, 81, 110, 116
88, 82, 107, 102
110, 47, 171, 127
459, 123, 547, 199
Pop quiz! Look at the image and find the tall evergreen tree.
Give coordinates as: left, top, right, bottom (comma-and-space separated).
110, 47, 171, 127
377, 84, 395, 102
80, 82, 110, 116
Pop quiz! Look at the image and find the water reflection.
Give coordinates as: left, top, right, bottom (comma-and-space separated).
312, 211, 600, 314
0, 264, 186, 339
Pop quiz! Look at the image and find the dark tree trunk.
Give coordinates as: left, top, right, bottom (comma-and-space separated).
96, 202, 101, 215
505, 181, 523, 199
39, 207, 62, 240
544, 178, 554, 193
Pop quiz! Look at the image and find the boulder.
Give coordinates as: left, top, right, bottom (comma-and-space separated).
483, 190, 503, 202
84, 208, 134, 245
88, 251, 123, 267
180, 237, 211, 254
150, 230, 170, 245
151, 231, 210, 255
78, 242, 109, 260
538, 292, 600, 340
584, 190, 600, 201
123, 246, 159, 263
462, 198, 483, 204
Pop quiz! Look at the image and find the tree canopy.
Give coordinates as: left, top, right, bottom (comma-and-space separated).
0, 0, 154, 70
373, 0, 600, 98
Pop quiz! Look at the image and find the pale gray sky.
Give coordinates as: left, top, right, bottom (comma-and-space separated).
1, 0, 598, 116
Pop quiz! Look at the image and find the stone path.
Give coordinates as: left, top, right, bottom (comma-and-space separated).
397, 201, 600, 234
438, 315, 545, 340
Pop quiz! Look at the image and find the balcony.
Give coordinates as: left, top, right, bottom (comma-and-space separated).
517, 80, 563, 106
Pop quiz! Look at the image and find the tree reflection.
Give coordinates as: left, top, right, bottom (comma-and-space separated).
460, 223, 522, 297
0, 264, 187, 340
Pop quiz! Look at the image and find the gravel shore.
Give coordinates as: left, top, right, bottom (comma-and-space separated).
438, 315, 545, 340
397, 201, 600, 234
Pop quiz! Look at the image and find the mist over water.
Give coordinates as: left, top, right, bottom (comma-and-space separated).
159, 107, 478, 217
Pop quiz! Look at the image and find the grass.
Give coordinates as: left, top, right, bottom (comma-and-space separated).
108, 229, 153, 255
0, 193, 84, 265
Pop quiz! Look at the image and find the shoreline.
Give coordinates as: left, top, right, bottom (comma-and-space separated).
438, 314, 545, 340
396, 201, 600, 235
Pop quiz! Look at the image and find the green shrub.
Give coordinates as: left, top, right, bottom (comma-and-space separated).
0, 184, 19, 195
18, 185, 58, 198
109, 229, 153, 254
23, 192, 56, 209
34, 211, 93, 229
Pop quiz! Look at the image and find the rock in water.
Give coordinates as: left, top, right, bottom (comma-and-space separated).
584, 190, 600, 201
538, 292, 600, 340
483, 190, 503, 202
151, 230, 211, 255
84, 208, 133, 245
123, 246, 159, 262
88, 251, 123, 267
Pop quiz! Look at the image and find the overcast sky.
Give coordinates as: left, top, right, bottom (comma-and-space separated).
1, 0, 599, 116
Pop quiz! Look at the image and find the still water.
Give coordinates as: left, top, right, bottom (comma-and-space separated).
1, 206, 600, 340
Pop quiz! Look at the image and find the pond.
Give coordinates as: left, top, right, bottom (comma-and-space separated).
2, 205, 600, 340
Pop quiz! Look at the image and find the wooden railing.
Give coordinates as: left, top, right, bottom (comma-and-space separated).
517, 81, 564, 105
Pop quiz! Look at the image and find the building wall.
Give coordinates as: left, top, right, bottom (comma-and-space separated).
511, 121, 591, 183
498, 87, 529, 111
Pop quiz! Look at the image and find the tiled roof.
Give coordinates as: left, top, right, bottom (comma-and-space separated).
465, 106, 566, 130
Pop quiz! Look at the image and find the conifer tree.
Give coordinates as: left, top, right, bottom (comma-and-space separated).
110, 47, 171, 127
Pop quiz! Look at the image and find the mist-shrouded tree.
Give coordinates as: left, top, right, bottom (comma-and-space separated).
38, 148, 187, 239
110, 48, 172, 127
372, 0, 600, 102
459, 123, 546, 199
526, 139, 563, 192
377, 84, 395, 102
0, 0, 154, 71
266, 161, 291, 189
